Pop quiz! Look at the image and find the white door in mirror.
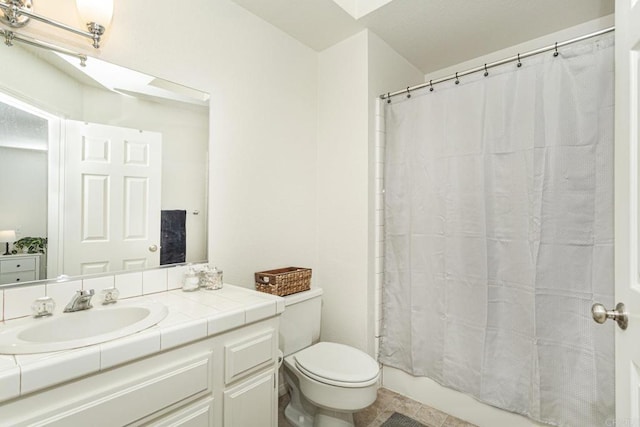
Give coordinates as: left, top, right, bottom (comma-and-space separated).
62, 121, 162, 276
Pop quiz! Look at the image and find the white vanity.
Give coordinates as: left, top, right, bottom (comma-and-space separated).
0, 285, 283, 426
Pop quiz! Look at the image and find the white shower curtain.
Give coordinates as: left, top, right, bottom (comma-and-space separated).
380, 34, 614, 427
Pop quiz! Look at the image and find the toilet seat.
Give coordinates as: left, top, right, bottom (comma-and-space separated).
293, 342, 379, 388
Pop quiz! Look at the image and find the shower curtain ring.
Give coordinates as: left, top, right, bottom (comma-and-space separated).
484, 64, 489, 77
517, 53, 522, 68
387, 92, 391, 104
429, 80, 434, 92
406, 87, 411, 98
455, 72, 460, 84
553, 42, 559, 57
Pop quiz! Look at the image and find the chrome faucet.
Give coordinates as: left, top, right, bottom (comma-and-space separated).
64, 289, 95, 312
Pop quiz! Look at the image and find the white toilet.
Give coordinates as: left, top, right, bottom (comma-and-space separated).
280, 288, 380, 427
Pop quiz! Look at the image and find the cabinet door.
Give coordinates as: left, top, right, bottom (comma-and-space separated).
223, 370, 276, 427
145, 397, 214, 427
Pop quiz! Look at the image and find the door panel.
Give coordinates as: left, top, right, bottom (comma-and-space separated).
63, 120, 162, 276
615, 0, 640, 423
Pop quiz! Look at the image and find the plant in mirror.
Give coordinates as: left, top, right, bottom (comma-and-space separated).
0, 41, 210, 285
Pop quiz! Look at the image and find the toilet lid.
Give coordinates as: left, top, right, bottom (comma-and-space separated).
294, 342, 379, 386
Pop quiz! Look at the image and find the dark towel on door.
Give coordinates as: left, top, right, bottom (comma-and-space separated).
161, 210, 186, 265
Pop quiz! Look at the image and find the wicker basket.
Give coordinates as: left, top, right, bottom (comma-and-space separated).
255, 267, 311, 296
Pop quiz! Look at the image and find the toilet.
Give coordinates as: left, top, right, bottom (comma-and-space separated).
279, 288, 379, 427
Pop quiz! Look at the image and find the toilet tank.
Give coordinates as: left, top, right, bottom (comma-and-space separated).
279, 288, 323, 357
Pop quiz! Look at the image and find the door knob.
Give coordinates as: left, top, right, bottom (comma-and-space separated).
592, 302, 628, 330
148, 244, 158, 252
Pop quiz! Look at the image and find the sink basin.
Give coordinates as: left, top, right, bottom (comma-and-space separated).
0, 301, 168, 354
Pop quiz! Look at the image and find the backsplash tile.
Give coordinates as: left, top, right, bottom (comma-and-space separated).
115, 272, 143, 299
46, 280, 82, 314
143, 269, 168, 295
1, 264, 208, 321
83, 275, 115, 295
167, 265, 187, 290
4, 284, 45, 319
374, 102, 385, 360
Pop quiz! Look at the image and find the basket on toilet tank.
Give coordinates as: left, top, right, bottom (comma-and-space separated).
255, 267, 311, 296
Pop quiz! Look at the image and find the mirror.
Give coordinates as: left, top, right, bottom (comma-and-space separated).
0, 43, 209, 285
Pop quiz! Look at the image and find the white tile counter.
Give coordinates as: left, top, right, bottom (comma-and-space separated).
0, 285, 284, 403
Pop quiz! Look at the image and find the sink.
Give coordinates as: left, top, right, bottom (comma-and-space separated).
0, 301, 168, 354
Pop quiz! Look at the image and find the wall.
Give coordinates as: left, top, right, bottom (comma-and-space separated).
3, 2, 423, 361
80, 87, 210, 262
316, 30, 422, 354
0, 45, 210, 266
22, 0, 320, 287
0, 147, 48, 239
1, 3, 424, 362
317, 31, 369, 351
118, 0, 320, 286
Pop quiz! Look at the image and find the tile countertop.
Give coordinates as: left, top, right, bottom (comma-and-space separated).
0, 284, 284, 403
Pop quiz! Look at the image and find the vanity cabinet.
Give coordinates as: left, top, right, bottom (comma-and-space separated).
0, 253, 41, 285
0, 316, 279, 427
222, 330, 278, 427
223, 370, 276, 427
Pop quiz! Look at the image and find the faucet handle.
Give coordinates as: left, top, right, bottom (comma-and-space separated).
79, 289, 95, 296
99, 287, 119, 305
32, 296, 55, 318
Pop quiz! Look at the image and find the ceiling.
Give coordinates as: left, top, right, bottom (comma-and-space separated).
231, 0, 614, 74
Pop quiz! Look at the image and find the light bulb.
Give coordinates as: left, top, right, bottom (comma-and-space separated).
76, 0, 113, 27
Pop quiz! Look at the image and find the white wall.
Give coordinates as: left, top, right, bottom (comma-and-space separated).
11, 0, 320, 286
317, 31, 369, 351
316, 30, 422, 354
0, 46, 82, 118
0, 147, 48, 239
8, 5, 424, 361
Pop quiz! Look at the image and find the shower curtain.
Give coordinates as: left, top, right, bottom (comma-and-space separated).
380, 34, 614, 427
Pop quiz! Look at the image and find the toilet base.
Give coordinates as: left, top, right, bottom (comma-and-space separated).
285, 403, 355, 427
315, 409, 354, 427
284, 367, 357, 427
285, 401, 314, 426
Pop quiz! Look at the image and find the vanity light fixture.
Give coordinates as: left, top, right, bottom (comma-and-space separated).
0, 229, 16, 256
0, 0, 113, 49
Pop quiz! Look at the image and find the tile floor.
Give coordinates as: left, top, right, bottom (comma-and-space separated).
278, 387, 478, 427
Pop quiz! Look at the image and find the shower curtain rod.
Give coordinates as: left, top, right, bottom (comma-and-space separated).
380, 26, 615, 100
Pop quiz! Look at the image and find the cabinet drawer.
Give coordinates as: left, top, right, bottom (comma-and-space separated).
36, 353, 212, 427
0, 271, 36, 285
0, 258, 36, 273
225, 330, 276, 384
143, 397, 214, 427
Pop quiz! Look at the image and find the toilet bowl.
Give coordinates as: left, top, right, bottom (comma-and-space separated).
279, 289, 380, 427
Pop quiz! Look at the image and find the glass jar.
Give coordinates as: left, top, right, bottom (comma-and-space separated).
182, 265, 200, 292
201, 266, 223, 290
